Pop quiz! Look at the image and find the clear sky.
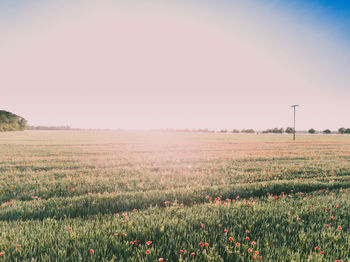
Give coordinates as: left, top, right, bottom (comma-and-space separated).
1, 0, 349, 130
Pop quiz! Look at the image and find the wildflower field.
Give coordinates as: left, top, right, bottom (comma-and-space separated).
0, 131, 349, 261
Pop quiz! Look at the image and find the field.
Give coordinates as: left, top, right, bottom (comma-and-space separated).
0, 131, 349, 261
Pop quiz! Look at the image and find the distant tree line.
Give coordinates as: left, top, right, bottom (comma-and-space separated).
27, 125, 75, 130
0, 110, 27, 131
307, 128, 350, 134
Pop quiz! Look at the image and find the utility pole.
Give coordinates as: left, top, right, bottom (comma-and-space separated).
290, 105, 299, 140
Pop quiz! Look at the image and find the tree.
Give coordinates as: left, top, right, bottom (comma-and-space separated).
308, 128, 316, 134
0, 110, 27, 131
285, 127, 294, 134
323, 129, 331, 134
241, 129, 255, 134
345, 128, 350, 134
231, 129, 240, 133
338, 127, 346, 134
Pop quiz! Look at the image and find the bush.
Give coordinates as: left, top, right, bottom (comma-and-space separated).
323, 129, 331, 134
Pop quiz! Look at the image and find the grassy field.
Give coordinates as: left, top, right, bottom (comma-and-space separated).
0, 131, 349, 261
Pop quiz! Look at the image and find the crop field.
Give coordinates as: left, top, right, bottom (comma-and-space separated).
0, 131, 349, 261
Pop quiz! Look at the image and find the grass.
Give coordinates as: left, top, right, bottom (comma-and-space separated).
0, 131, 349, 261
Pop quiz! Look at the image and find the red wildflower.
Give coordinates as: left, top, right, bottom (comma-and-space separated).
204, 243, 209, 247
179, 250, 184, 253
146, 241, 152, 246
255, 251, 259, 255
315, 247, 320, 250
258, 256, 262, 259
0, 252, 4, 256
89, 249, 94, 253
229, 237, 234, 241
159, 259, 164, 262
320, 251, 324, 254
236, 242, 240, 246
191, 252, 196, 256
224, 229, 228, 233
199, 242, 204, 246
248, 248, 252, 253
146, 250, 150, 254
338, 225, 342, 230
246, 229, 250, 233
297, 217, 301, 221
251, 241, 256, 245
16, 245, 21, 248
252, 255, 256, 259
246, 236, 250, 240
68, 227, 72, 231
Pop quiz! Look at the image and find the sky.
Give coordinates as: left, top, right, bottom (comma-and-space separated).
1, 0, 349, 130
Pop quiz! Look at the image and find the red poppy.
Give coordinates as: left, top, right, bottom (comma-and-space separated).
246, 237, 250, 240
236, 242, 240, 246
248, 248, 252, 253
315, 247, 320, 250
191, 252, 196, 256
68, 227, 72, 231
297, 217, 301, 221
204, 243, 209, 247
179, 250, 184, 253
255, 251, 259, 255
229, 237, 234, 241
320, 251, 324, 254
224, 229, 228, 233
0, 252, 4, 256
89, 249, 94, 253
16, 245, 21, 248
146, 241, 152, 246
252, 255, 256, 259
338, 226, 342, 230
146, 250, 150, 254
251, 241, 256, 245
158, 259, 164, 262
199, 242, 204, 246
246, 229, 250, 233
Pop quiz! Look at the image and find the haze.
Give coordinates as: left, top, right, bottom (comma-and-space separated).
1, 0, 349, 130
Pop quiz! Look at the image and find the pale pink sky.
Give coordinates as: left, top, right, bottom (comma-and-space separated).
1, 1, 349, 130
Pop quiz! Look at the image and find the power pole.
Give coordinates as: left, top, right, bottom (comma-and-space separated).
290, 105, 299, 140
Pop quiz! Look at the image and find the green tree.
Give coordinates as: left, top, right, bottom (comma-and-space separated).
308, 128, 316, 134
285, 127, 294, 134
0, 110, 27, 131
338, 127, 346, 134
323, 129, 331, 134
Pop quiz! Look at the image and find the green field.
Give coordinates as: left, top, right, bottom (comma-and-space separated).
0, 131, 349, 261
